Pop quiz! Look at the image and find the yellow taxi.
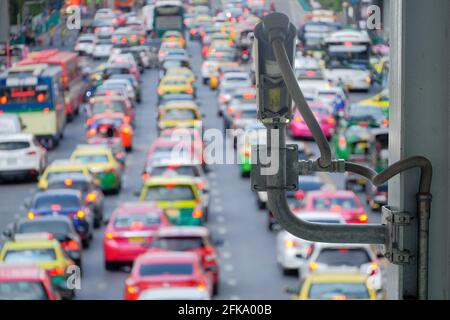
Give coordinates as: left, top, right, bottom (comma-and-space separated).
293, 273, 377, 300
138, 176, 205, 226
360, 88, 390, 108
158, 101, 203, 132
209, 62, 241, 90
0, 233, 76, 299
157, 75, 195, 98
38, 159, 93, 190
194, 14, 212, 25
161, 31, 186, 48
165, 67, 196, 86
70, 145, 122, 194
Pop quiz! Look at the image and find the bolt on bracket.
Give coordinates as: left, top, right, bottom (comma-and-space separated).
251, 144, 299, 192
381, 206, 414, 265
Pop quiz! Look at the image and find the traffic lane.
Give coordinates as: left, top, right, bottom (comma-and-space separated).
76, 62, 160, 300
186, 39, 298, 299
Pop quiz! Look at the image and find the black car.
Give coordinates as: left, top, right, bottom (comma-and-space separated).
6, 216, 83, 266
47, 174, 105, 229
27, 190, 94, 248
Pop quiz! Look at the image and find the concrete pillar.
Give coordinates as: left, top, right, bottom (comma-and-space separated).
0, 0, 10, 44
389, 0, 450, 299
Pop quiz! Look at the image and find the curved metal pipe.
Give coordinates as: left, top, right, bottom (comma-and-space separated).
272, 38, 332, 169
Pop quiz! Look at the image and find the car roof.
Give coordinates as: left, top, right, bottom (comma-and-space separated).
0, 264, 47, 281
72, 146, 112, 155
115, 202, 162, 213
138, 287, 210, 300
307, 190, 357, 198
305, 272, 370, 283
156, 226, 209, 238
0, 133, 33, 142
137, 251, 199, 263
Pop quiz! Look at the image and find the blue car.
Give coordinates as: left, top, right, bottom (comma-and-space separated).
27, 189, 94, 248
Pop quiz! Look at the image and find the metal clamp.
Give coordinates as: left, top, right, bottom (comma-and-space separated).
297, 159, 346, 175
382, 206, 414, 265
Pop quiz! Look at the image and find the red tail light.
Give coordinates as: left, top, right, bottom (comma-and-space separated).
140, 37, 146, 44
48, 266, 65, 277
0, 96, 7, 104
85, 192, 97, 203
192, 209, 203, 219
125, 284, 140, 300
242, 50, 249, 55
64, 240, 79, 251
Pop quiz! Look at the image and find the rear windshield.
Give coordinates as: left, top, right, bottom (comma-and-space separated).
308, 283, 370, 299
0, 142, 30, 151
48, 180, 89, 192
139, 263, 193, 276
312, 197, 357, 210
3, 249, 57, 263
73, 155, 109, 164
33, 194, 81, 209
150, 166, 198, 177
316, 248, 371, 267
163, 109, 197, 121
17, 221, 71, 237
113, 213, 160, 228
0, 281, 48, 300
153, 237, 204, 251
145, 185, 196, 202
47, 171, 84, 181
92, 102, 125, 114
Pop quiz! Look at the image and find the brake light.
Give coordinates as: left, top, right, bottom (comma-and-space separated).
112, 37, 117, 43
244, 150, 251, 157
186, 88, 193, 94
243, 93, 255, 99
190, 29, 197, 35
294, 116, 302, 123
197, 282, 207, 291
88, 128, 96, 136
383, 119, 389, 127
86, 193, 97, 202
306, 245, 314, 257
106, 232, 114, 240
140, 37, 145, 44
192, 209, 203, 219
95, 28, 100, 33
338, 248, 350, 253
344, 41, 353, 47
164, 183, 177, 188
121, 38, 128, 44
43, 108, 50, 113
126, 285, 140, 300
26, 150, 37, 156
64, 179, 73, 186
227, 106, 234, 114
65, 240, 79, 251
51, 204, 62, 211
242, 50, 249, 55
359, 121, 369, 127
196, 181, 205, 190
359, 214, 368, 223
0, 96, 7, 104
37, 94, 46, 103
142, 172, 150, 181
338, 136, 347, 149
48, 266, 65, 277
326, 117, 335, 125
157, 88, 164, 95
86, 118, 94, 126
306, 70, 317, 77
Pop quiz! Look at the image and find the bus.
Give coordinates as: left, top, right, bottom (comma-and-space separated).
18, 49, 88, 121
114, 0, 135, 12
0, 64, 66, 148
153, 0, 185, 38
298, 21, 341, 58
323, 30, 372, 91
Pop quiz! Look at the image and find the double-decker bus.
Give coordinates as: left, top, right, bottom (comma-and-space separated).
153, 0, 185, 37
18, 49, 88, 121
323, 30, 372, 91
0, 64, 66, 148
114, 0, 135, 12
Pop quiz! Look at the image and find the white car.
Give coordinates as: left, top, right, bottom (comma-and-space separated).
314, 86, 347, 108
324, 68, 372, 91
0, 134, 47, 181
138, 287, 210, 300
276, 212, 346, 274
219, 72, 252, 91
103, 79, 136, 102
75, 34, 96, 56
92, 38, 113, 60
0, 114, 24, 135
299, 242, 385, 293
201, 60, 220, 84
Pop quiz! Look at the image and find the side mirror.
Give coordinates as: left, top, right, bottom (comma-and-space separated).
294, 191, 304, 200
2, 229, 13, 239
284, 287, 298, 295
24, 198, 32, 209
104, 218, 110, 226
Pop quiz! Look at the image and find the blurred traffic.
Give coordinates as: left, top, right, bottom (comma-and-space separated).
0, 0, 389, 300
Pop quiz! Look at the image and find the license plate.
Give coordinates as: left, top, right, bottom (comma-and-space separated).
129, 237, 145, 244
166, 209, 180, 217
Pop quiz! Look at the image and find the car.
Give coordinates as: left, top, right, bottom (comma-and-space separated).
92, 36, 114, 60
111, 27, 146, 47
103, 79, 137, 103
157, 76, 195, 99
299, 243, 384, 293
103, 202, 170, 271
301, 191, 368, 224
0, 264, 61, 300
230, 104, 258, 142
207, 40, 237, 60
223, 99, 255, 132
344, 104, 388, 129
138, 287, 210, 300
157, 102, 202, 133
365, 183, 388, 211
85, 114, 134, 152
268, 175, 325, 231
294, 56, 324, 81
112, 49, 146, 74
70, 145, 123, 194
158, 41, 184, 61
87, 95, 134, 124
158, 48, 189, 64
38, 160, 93, 190
289, 102, 335, 139
146, 138, 203, 168
332, 124, 372, 165
292, 272, 377, 300
161, 31, 186, 48
276, 212, 346, 274
103, 63, 140, 83
8, 216, 83, 267
124, 251, 212, 300
0, 114, 25, 134
27, 189, 94, 247
218, 87, 256, 116
164, 67, 196, 86
109, 74, 142, 103
138, 176, 206, 226
149, 226, 220, 295
0, 134, 47, 182
237, 124, 265, 177
359, 89, 389, 118
201, 52, 237, 84
158, 128, 203, 155
46, 174, 105, 228
0, 233, 76, 299
159, 59, 191, 79
189, 15, 213, 40
75, 34, 96, 56
158, 93, 195, 105
209, 62, 242, 90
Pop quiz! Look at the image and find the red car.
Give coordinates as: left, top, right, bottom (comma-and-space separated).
124, 251, 212, 300
289, 101, 335, 139
0, 264, 61, 300
149, 226, 220, 295
302, 191, 368, 224
146, 138, 203, 167
103, 202, 170, 270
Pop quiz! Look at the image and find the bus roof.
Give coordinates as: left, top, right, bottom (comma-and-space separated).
1, 64, 62, 80
155, 0, 183, 8
24, 49, 78, 64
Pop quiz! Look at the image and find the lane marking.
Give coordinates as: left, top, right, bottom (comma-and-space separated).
220, 251, 232, 259
218, 226, 227, 235
216, 215, 225, 223
227, 279, 237, 287
224, 264, 234, 272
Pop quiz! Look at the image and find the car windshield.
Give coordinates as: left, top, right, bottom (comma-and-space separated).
18, 221, 71, 238
92, 102, 125, 114
162, 79, 188, 86
0, 281, 48, 300
0, 141, 30, 151
163, 109, 197, 121
316, 248, 371, 267
47, 171, 84, 181
153, 237, 204, 251
3, 249, 56, 263
139, 263, 193, 276
313, 197, 357, 209
240, 109, 257, 119
113, 213, 160, 228
150, 166, 197, 177
33, 194, 80, 209
48, 180, 89, 192
308, 283, 370, 299
73, 155, 109, 164
145, 185, 196, 201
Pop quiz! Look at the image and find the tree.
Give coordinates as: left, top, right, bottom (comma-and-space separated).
317, 0, 346, 12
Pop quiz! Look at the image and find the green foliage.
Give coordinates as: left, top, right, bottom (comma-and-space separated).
317, 0, 345, 12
